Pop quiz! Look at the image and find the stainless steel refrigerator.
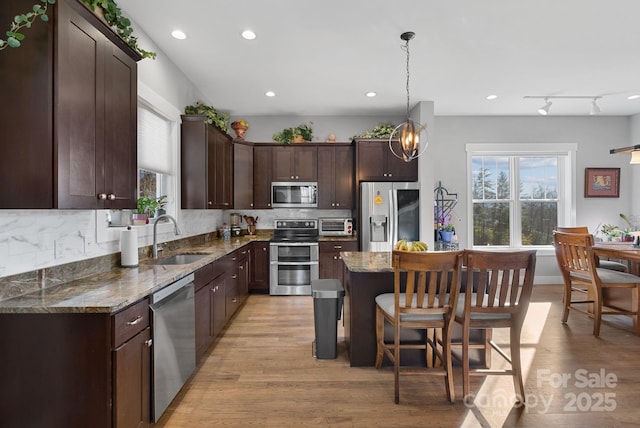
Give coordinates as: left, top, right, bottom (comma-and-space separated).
360, 182, 420, 252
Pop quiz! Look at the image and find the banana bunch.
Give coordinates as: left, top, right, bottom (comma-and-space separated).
394, 240, 428, 251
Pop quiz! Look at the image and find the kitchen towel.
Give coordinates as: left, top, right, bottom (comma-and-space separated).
121, 226, 139, 267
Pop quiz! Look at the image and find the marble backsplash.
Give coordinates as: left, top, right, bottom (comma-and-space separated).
0, 207, 352, 301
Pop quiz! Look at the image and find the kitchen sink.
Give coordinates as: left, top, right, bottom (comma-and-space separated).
153, 254, 208, 265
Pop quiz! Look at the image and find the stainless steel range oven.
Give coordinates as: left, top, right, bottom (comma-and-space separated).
270, 219, 319, 295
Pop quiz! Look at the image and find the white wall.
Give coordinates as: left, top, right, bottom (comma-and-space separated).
433, 116, 636, 282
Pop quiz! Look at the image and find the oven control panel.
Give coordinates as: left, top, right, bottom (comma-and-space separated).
274, 219, 318, 229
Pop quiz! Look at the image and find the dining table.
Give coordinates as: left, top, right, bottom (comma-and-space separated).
593, 241, 640, 275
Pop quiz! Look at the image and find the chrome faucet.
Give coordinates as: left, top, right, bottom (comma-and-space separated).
153, 214, 181, 258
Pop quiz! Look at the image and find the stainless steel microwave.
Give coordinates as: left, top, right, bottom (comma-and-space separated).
271, 182, 318, 208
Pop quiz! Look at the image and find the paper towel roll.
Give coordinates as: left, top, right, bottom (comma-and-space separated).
121, 226, 139, 267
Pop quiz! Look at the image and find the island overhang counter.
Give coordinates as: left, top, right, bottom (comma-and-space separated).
340, 251, 487, 367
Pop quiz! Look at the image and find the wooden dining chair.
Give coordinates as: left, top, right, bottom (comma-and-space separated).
454, 249, 536, 403
556, 226, 628, 272
374, 250, 464, 404
553, 231, 640, 337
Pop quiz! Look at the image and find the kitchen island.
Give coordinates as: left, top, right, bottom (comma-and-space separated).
341, 251, 487, 367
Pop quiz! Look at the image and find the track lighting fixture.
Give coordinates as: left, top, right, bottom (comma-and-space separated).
524, 95, 603, 115
590, 98, 601, 115
538, 98, 552, 115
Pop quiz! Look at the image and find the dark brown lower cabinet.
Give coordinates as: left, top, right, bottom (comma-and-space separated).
319, 240, 358, 284
114, 327, 152, 428
250, 241, 270, 292
0, 298, 151, 428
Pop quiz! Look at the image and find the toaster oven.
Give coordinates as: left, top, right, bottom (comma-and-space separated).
319, 218, 353, 236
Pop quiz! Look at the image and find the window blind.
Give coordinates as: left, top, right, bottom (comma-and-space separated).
138, 106, 172, 174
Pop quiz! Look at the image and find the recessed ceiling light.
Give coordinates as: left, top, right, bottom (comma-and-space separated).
628, 94, 640, 100
365, 91, 377, 98
265, 91, 275, 97
486, 94, 498, 100
171, 30, 187, 40
241, 30, 256, 40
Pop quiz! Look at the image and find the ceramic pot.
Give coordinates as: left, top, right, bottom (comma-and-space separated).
132, 213, 148, 225
440, 230, 454, 243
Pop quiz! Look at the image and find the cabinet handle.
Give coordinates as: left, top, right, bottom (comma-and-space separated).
208, 201, 213, 206
232, 298, 237, 303
290, 175, 295, 179
263, 247, 266, 251
232, 274, 237, 279
250, 203, 254, 207
126, 315, 143, 326
334, 245, 342, 249
241, 250, 247, 255
336, 203, 340, 207
145, 339, 153, 348
97, 193, 107, 200
239, 265, 244, 270
388, 173, 392, 177
295, 176, 299, 179
232, 257, 237, 261
333, 255, 338, 260
107, 193, 116, 200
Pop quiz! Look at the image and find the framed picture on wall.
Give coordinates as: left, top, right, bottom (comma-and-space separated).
584, 167, 620, 198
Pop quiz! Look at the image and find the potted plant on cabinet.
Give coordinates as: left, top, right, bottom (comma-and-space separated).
272, 123, 314, 144
183, 101, 230, 133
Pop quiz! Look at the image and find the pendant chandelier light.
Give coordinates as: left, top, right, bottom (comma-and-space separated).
389, 31, 427, 162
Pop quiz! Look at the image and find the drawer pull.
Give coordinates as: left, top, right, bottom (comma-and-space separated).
126, 315, 143, 326
145, 339, 153, 348
334, 245, 342, 249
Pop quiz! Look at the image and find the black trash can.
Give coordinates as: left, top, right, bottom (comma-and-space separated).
311, 279, 344, 359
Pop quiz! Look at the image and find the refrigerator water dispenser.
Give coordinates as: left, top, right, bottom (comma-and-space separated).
370, 215, 387, 242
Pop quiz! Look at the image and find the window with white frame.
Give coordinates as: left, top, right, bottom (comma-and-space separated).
137, 102, 174, 214
467, 143, 575, 248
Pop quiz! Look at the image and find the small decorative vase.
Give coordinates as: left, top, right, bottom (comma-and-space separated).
292, 135, 305, 143
440, 230, 454, 243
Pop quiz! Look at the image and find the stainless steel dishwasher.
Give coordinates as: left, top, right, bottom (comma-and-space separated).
150, 273, 196, 422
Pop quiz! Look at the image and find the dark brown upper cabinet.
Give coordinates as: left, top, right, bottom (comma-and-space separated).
355, 139, 418, 182
317, 144, 354, 209
253, 145, 273, 209
272, 146, 318, 182
181, 116, 234, 209
0, 0, 139, 209
233, 142, 254, 209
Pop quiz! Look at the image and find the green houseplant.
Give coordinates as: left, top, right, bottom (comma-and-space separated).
0, 0, 56, 51
1, 0, 156, 59
272, 123, 314, 144
79, 0, 156, 59
351, 122, 397, 140
184, 101, 230, 133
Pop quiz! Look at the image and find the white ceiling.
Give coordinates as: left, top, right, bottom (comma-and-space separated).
118, 0, 640, 117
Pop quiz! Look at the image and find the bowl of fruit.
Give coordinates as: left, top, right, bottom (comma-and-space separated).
393, 239, 428, 252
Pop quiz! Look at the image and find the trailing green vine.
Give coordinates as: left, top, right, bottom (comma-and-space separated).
80, 0, 156, 59
0, 0, 56, 51
184, 101, 230, 133
1, 0, 156, 60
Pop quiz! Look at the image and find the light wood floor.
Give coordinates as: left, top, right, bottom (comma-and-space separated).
155, 285, 640, 427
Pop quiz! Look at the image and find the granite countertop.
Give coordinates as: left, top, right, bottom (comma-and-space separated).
0, 236, 267, 315
341, 251, 393, 273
